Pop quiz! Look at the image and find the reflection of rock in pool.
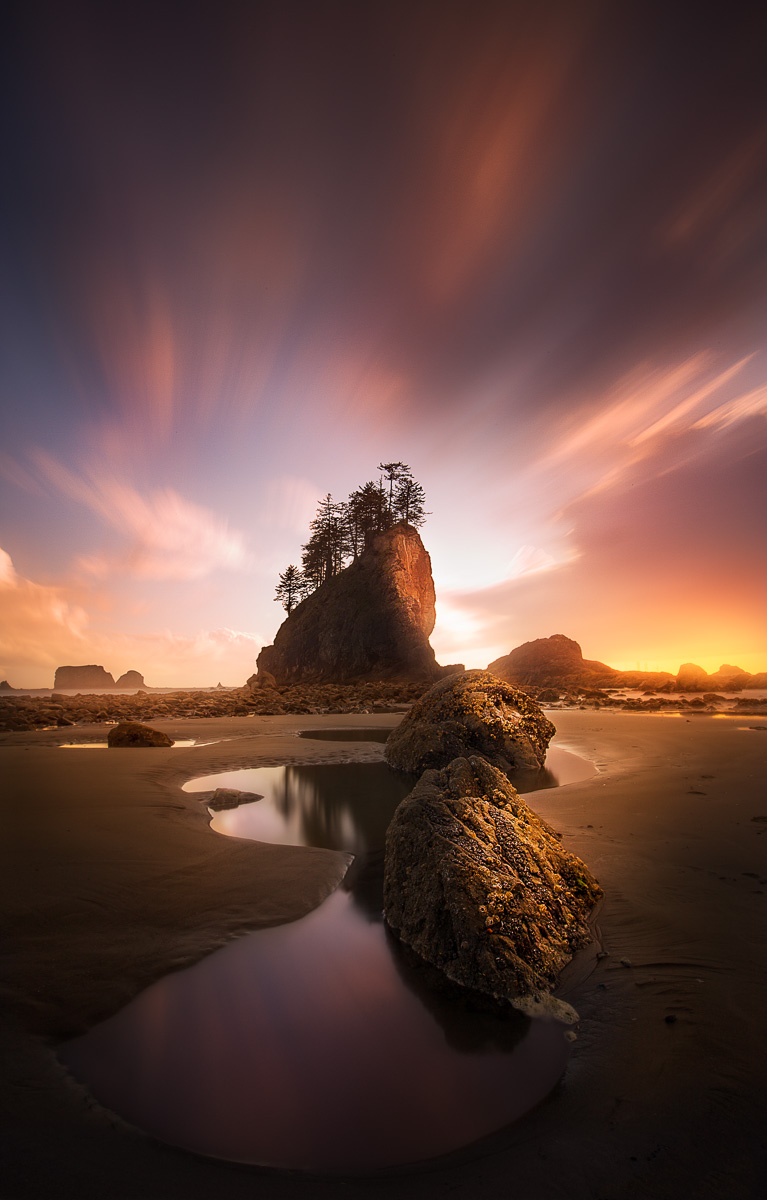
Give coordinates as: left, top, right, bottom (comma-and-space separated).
60, 887, 571, 1172
58, 751, 593, 1172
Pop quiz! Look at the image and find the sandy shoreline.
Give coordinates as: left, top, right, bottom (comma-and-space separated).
2, 711, 766, 1198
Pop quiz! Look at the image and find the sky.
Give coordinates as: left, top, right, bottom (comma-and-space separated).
1, 0, 766, 687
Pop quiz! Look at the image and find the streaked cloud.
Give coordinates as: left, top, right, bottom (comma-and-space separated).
32, 451, 249, 581
2, 3, 767, 682
692, 383, 767, 432
259, 476, 326, 537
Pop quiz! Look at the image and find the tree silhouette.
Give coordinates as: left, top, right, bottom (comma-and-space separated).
274, 564, 306, 613
276, 464, 428, 605
394, 475, 428, 527
378, 461, 409, 520
301, 494, 346, 589
346, 480, 388, 555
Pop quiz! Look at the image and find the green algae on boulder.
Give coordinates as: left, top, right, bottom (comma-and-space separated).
383, 756, 602, 1021
107, 722, 173, 748
384, 669, 555, 776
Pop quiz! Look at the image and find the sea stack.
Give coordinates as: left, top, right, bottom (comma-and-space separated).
53, 665, 116, 690
254, 523, 443, 684
488, 634, 675, 691
115, 671, 145, 689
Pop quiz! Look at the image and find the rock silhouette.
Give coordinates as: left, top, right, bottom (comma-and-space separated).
255, 523, 448, 684
53, 665, 117, 690
115, 671, 145, 688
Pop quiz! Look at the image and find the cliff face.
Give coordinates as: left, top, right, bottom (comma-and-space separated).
53, 665, 116, 690
255, 523, 443, 684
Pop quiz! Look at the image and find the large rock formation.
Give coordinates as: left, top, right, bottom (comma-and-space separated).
385, 670, 555, 775
53, 665, 116, 690
383, 756, 602, 1020
255, 523, 446, 684
115, 670, 145, 689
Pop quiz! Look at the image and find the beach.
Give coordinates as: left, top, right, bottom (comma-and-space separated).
1, 710, 766, 1199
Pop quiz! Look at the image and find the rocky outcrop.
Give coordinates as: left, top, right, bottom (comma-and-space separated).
115, 671, 145, 689
255, 523, 447, 684
385, 670, 555, 776
489, 634, 673, 691
54, 665, 116, 690
0, 680, 16, 691
107, 722, 173, 747
383, 756, 602, 1020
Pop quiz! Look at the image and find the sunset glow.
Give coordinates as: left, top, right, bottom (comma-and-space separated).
1, 3, 766, 687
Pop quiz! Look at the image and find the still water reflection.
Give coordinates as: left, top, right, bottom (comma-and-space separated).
60, 746, 588, 1172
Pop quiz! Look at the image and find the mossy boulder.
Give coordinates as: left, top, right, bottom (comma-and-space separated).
383, 756, 602, 1020
107, 722, 173, 747
385, 669, 555, 776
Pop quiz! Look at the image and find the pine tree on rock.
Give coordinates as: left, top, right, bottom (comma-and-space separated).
378, 461, 409, 522
394, 475, 428, 527
301, 494, 346, 590
274, 565, 306, 614
276, 464, 428, 604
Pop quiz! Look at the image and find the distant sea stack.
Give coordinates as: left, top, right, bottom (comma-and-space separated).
115, 671, 145, 689
254, 523, 449, 685
487, 634, 674, 690
676, 662, 708, 687
672, 663, 758, 692
489, 636, 765, 693
53, 665, 116, 690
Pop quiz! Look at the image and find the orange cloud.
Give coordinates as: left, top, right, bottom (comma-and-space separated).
0, 547, 89, 673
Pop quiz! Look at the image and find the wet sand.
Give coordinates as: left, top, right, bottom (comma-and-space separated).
1, 711, 766, 1198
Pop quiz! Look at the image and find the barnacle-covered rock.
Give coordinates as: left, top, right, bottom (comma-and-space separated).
107, 722, 173, 747
385, 669, 555, 776
383, 756, 602, 1020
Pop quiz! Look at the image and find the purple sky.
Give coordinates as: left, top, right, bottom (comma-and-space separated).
2, 0, 766, 686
